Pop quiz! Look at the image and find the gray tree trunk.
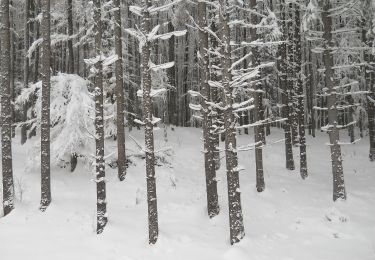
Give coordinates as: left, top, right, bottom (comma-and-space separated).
114, 0, 127, 181
141, 0, 158, 244
286, 3, 298, 145
363, 14, 375, 161
278, 0, 295, 171
93, 0, 108, 234
21, 0, 31, 145
40, 0, 52, 211
219, 0, 245, 244
250, 0, 265, 192
322, 0, 346, 201
294, 3, 308, 179
197, 1, 219, 218
1, 0, 14, 216
67, 0, 74, 74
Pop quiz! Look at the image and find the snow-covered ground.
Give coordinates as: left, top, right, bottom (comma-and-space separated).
0, 127, 374, 260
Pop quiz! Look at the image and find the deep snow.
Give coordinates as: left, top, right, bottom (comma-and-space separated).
0, 127, 374, 260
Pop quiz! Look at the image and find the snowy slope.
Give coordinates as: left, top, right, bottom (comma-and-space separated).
0, 127, 374, 260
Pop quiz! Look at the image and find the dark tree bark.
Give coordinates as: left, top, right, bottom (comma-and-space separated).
294, 3, 308, 179
363, 16, 375, 161
40, 0, 52, 212
21, 0, 32, 145
93, 0, 108, 234
1, 0, 15, 216
167, 21, 177, 126
286, 3, 298, 145
278, 0, 295, 171
219, 0, 245, 244
34, 0, 41, 83
67, 0, 74, 74
141, 0, 158, 244
322, 0, 346, 201
198, 0, 219, 218
250, 0, 265, 192
114, 0, 127, 181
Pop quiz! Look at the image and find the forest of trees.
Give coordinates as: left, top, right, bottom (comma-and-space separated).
1, 0, 374, 245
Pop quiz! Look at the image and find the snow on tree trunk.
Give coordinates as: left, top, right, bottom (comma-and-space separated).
167, 21, 177, 127
322, 0, 346, 201
40, 0, 52, 212
219, 0, 245, 244
197, 1, 219, 218
21, 0, 31, 145
278, 0, 295, 171
141, 0, 158, 244
114, 0, 127, 181
294, 3, 308, 179
1, 0, 14, 216
363, 11, 375, 161
93, 0, 107, 234
286, 3, 298, 146
250, 0, 265, 193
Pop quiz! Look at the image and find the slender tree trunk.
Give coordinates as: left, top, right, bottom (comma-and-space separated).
21, 0, 31, 145
114, 0, 127, 181
322, 0, 346, 201
167, 21, 177, 126
219, 0, 245, 244
294, 3, 308, 178
93, 0, 107, 234
363, 17, 375, 161
34, 0, 41, 83
141, 0, 158, 244
9, 0, 15, 138
67, 0, 74, 74
198, 1, 219, 218
286, 3, 298, 145
250, 0, 265, 192
40, 0, 52, 211
279, 0, 295, 171
1, 0, 15, 216
209, 17, 222, 170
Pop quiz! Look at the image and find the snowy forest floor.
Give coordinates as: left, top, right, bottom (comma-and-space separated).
0, 127, 374, 260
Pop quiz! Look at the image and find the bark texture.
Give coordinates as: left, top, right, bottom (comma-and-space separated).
322, 0, 346, 201
198, 1, 219, 218
278, 0, 295, 171
219, 0, 245, 244
294, 3, 308, 179
114, 0, 127, 181
93, 0, 108, 234
1, 0, 14, 216
250, 0, 265, 192
40, 0, 52, 211
141, 0, 159, 244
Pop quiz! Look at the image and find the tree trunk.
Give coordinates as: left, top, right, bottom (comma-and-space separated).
40, 0, 52, 211
167, 21, 177, 126
114, 0, 127, 181
67, 0, 74, 73
250, 0, 265, 192
1, 0, 15, 216
21, 0, 31, 145
219, 0, 245, 244
363, 17, 375, 161
93, 0, 108, 234
278, 0, 295, 171
322, 0, 346, 201
34, 0, 41, 83
286, 3, 298, 145
141, 0, 158, 244
198, 1, 219, 218
294, 3, 308, 179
